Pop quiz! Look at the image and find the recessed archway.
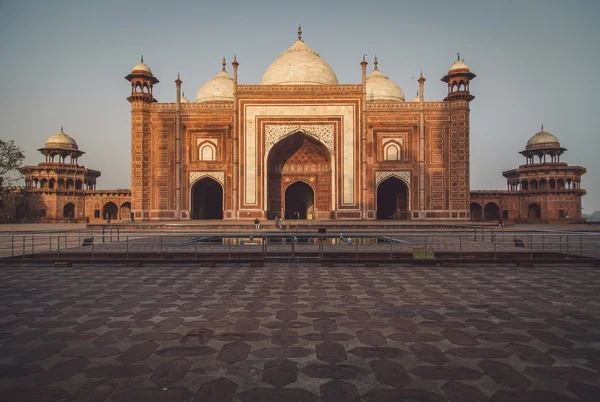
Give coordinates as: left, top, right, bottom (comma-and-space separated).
103, 202, 118, 220
483, 202, 500, 221
284, 181, 314, 219
120, 202, 131, 221
470, 202, 483, 221
376, 176, 409, 220
267, 132, 331, 220
191, 177, 223, 219
528, 203, 542, 220
63, 203, 75, 219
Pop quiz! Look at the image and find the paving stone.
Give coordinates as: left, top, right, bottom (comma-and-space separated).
371, 358, 412, 388
527, 329, 574, 348
181, 328, 213, 344
522, 366, 599, 382
1, 386, 69, 402
446, 348, 512, 359
301, 363, 370, 379
117, 341, 159, 365
387, 332, 444, 342
217, 342, 251, 365
27, 320, 77, 328
73, 317, 109, 331
128, 331, 182, 341
280, 295, 298, 303
467, 318, 503, 332
363, 388, 447, 402
15, 342, 68, 364
546, 347, 600, 359
410, 365, 483, 380
478, 359, 532, 390
262, 358, 297, 387
442, 380, 490, 402
272, 329, 299, 346
419, 310, 445, 321
153, 317, 184, 332
110, 387, 193, 402
41, 332, 97, 342
316, 341, 347, 364
184, 320, 231, 328
33, 358, 88, 386
194, 377, 238, 402
442, 329, 480, 346
0, 346, 26, 357
565, 381, 600, 401
156, 346, 218, 357
410, 342, 450, 365
476, 333, 534, 343
505, 343, 555, 366
300, 312, 344, 318
252, 347, 313, 358
490, 390, 576, 402
234, 318, 260, 331
66, 378, 118, 402
320, 379, 360, 402
347, 346, 408, 359
150, 357, 193, 387
92, 329, 131, 347
0, 364, 43, 378
313, 317, 337, 332
60, 346, 121, 358
347, 309, 370, 321
263, 320, 310, 329
356, 328, 387, 347
236, 388, 319, 402
545, 318, 588, 333
105, 320, 154, 329
565, 333, 600, 342
2, 328, 47, 345
83, 364, 152, 378
389, 317, 419, 332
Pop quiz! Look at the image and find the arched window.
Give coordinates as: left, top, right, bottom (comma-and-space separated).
557, 178, 565, 189
49, 178, 55, 189
458, 80, 465, 91
521, 180, 529, 190
40, 178, 48, 189
75, 179, 82, 190
549, 178, 556, 189
198, 142, 216, 161
57, 179, 65, 189
530, 179, 538, 190
539, 179, 547, 190
384, 142, 401, 161
66, 179, 74, 189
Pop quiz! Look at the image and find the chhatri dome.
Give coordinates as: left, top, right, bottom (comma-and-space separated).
526, 125, 560, 149
44, 127, 79, 151
366, 56, 405, 102
180, 91, 189, 103
410, 90, 420, 102
448, 57, 470, 74
130, 55, 152, 74
195, 58, 234, 102
261, 26, 339, 86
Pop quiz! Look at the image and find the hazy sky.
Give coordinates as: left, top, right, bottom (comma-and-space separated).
1, 0, 599, 212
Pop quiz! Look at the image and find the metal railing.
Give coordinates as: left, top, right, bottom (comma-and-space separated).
1, 228, 599, 262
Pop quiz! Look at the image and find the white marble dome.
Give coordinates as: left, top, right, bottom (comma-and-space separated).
527, 127, 560, 147
180, 92, 190, 103
261, 39, 338, 86
131, 56, 152, 74
45, 128, 78, 150
195, 70, 234, 103
449, 60, 469, 73
366, 67, 405, 102
410, 92, 420, 102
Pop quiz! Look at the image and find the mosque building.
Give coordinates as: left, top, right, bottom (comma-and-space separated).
125, 27, 475, 221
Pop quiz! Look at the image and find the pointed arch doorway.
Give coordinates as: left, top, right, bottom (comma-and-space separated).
191, 177, 223, 219
376, 177, 409, 220
285, 181, 314, 219
267, 132, 331, 220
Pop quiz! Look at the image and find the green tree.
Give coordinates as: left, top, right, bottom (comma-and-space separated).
0, 140, 25, 186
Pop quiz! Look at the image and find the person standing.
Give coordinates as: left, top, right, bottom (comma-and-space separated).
254, 218, 260, 230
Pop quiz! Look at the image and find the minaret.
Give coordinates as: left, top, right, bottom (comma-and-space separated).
441, 53, 475, 102
175, 73, 182, 220
232, 55, 239, 219
360, 54, 368, 219
125, 56, 159, 220
441, 54, 475, 216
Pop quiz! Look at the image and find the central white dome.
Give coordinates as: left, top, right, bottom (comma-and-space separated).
261, 39, 338, 86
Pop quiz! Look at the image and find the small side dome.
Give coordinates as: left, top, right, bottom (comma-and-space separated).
180, 91, 190, 103
261, 26, 338, 86
366, 57, 405, 102
196, 59, 234, 103
410, 90, 420, 102
526, 125, 560, 148
449, 60, 469, 73
44, 127, 78, 150
131, 56, 152, 74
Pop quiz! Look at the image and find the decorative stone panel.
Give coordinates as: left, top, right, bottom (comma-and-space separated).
189, 171, 224, 186
265, 125, 334, 155
375, 171, 410, 186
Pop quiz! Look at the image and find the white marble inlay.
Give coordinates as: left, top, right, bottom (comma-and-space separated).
189, 171, 224, 186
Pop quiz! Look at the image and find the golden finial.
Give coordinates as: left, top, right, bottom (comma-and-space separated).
182, 91, 185, 97
61, 126, 63, 133
420, 71, 423, 77
416, 90, 419, 97
374, 55, 379, 70
298, 25, 302, 41
141, 55, 144, 63
362, 54, 366, 62
457, 52, 460, 61
222, 57, 226, 71
541, 124, 544, 131
234, 55, 237, 62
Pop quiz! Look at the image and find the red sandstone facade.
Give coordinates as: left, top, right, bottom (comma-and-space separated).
469, 127, 586, 223
126, 33, 475, 221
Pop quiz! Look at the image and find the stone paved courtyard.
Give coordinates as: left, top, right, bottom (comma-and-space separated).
1, 264, 600, 401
